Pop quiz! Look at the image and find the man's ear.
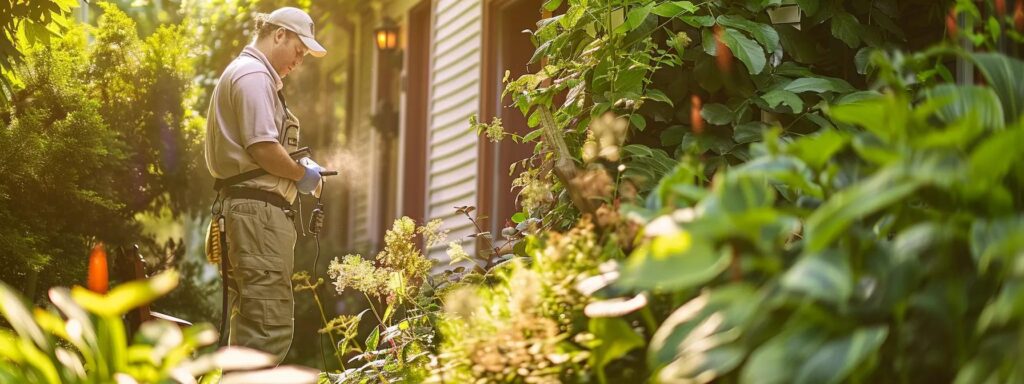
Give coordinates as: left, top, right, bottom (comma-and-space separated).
274, 27, 287, 44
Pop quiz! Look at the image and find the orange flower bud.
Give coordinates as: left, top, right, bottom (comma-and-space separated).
690, 95, 704, 135
946, 8, 959, 40
714, 25, 732, 73
87, 243, 108, 293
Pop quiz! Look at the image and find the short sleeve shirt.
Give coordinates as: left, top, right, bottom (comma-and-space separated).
204, 46, 298, 203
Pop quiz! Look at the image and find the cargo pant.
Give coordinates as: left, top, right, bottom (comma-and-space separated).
224, 197, 296, 365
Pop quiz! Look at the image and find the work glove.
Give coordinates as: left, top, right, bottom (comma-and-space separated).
297, 157, 324, 195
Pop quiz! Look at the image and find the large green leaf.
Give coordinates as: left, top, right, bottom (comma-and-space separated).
760, 89, 804, 113
970, 216, 1024, 273
829, 11, 862, 48
971, 52, 1024, 122
786, 129, 848, 169
0, 282, 48, 350
740, 326, 826, 384
701, 103, 734, 125
804, 167, 923, 252
717, 15, 780, 53
589, 317, 645, 374
616, 3, 654, 33
781, 249, 853, 305
793, 327, 889, 384
71, 269, 179, 317
924, 84, 1004, 131
648, 285, 760, 369
784, 77, 856, 94
733, 156, 823, 199
619, 231, 730, 290
720, 27, 767, 74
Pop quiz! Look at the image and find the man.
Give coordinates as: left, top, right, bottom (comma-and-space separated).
204, 6, 327, 364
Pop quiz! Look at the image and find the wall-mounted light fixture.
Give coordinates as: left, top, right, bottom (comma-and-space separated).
375, 18, 399, 51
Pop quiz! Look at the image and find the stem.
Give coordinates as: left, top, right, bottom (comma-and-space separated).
311, 285, 345, 370
363, 292, 385, 325
463, 212, 499, 270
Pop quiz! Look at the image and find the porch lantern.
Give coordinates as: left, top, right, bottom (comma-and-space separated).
375, 18, 399, 51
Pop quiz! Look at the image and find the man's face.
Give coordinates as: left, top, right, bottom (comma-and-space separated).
270, 28, 309, 78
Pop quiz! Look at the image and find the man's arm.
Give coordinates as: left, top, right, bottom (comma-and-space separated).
247, 142, 305, 181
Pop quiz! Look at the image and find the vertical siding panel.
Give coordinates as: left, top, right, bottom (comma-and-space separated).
426, 0, 482, 262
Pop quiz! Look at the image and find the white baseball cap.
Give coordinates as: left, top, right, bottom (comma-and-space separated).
266, 7, 326, 57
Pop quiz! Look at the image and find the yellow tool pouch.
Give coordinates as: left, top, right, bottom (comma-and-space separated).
205, 214, 226, 266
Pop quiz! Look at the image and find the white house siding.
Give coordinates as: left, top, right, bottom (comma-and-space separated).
425, 0, 482, 261
347, 16, 377, 252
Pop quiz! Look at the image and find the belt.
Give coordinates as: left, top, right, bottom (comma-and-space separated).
223, 187, 292, 210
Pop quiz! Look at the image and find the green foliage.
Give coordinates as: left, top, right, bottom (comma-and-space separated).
442, 1, 1024, 383
0, 4, 207, 303
0, 0, 79, 103
0, 269, 318, 383
630, 49, 1024, 382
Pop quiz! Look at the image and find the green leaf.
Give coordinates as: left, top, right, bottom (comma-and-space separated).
970, 216, 1024, 273
72, 269, 179, 317
787, 129, 848, 169
805, 167, 923, 252
971, 52, 1024, 122
511, 212, 527, 224
777, 24, 822, 64
784, 77, 856, 94
741, 326, 826, 384
854, 47, 873, 75
617, 3, 654, 33
0, 282, 49, 351
760, 89, 804, 113
589, 317, 645, 374
733, 121, 767, 144
366, 327, 380, 351
924, 84, 1004, 131
652, 1, 697, 17
717, 15, 780, 53
680, 15, 716, 27
648, 286, 759, 369
543, 0, 562, 11
781, 249, 852, 304
795, 0, 820, 16
646, 88, 674, 106
829, 11, 862, 48
720, 27, 767, 74
619, 231, 730, 290
969, 128, 1024, 189
702, 103, 734, 125
631, 114, 647, 131
522, 128, 543, 142
793, 327, 889, 384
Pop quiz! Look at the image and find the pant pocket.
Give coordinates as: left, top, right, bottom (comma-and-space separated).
236, 252, 293, 326
225, 201, 264, 255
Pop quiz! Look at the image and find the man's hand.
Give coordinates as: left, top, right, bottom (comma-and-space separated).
297, 157, 324, 195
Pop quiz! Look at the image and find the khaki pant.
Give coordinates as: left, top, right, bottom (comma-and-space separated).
223, 197, 296, 365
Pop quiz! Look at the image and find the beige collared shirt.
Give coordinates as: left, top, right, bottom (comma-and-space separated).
205, 46, 299, 203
